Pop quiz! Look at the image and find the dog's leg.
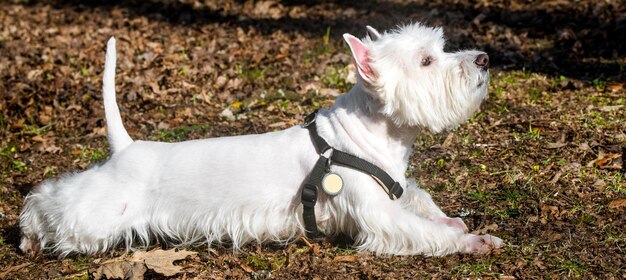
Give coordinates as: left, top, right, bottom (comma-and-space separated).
353, 199, 501, 255
399, 180, 469, 233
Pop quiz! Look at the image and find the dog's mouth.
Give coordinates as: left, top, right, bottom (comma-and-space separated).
459, 62, 488, 88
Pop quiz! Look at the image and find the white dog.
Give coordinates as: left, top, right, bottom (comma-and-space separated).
19, 23, 502, 257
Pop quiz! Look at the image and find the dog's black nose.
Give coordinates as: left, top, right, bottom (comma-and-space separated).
474, 54, 489, 70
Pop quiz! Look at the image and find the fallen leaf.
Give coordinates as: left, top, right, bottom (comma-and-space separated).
92, 257, 147, 280
608, 199, 626, 209
540, 205, 559, 223
32, 135, 62, 154
545, 142, 567, 149
442, 133, 456, 148
595, 153, 622, 169
605, 83, 623, 92
549, 171, 562, 184
91, 249, 197, 279
149, 82, 163, 95
473, 223, 499, 234
268, 121, 286, 128
319, 88, 340, 97
598, 105, 624, 112
549, 233, 562, 242
132, 249, 197, 277
333, 255, 358, 262
232, 258, 255, 273
593, 179, 606, 189
219, 108, 235, 121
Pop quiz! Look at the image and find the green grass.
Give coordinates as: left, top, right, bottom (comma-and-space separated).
73, 256, 93, 271
605, 172, 625, 193
554, 256, 587, 277
0, 114, 6, 132
332, 247, 357, 255
12, 160, 27, 172
468, 190, 493, 202
526, 124, 541, 139
271, 255, 287, 271
22, 123, 52, 136
0, 145, 16, 157
322, 65, 352, 92
591, 78, 606, 91
236, 63, 266, 82
153, 124, 210, 142
491, 207, 521, 219
452, 260, 499, 277
244, 255, 270, 271
582, 110, 622, 129
75, 147, 107, 164
302, 28, 337, 65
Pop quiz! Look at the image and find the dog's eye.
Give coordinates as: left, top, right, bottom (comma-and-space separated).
421, 56, 433, 67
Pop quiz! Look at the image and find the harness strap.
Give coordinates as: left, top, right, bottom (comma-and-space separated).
330, 151, 403, 200
301, 110, 404, 239
301, 157, 327, 239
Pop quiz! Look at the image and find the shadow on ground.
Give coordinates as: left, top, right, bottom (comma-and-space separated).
30, 0, 626, 81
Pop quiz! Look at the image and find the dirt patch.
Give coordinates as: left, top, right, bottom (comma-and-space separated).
1, 0, 625, 278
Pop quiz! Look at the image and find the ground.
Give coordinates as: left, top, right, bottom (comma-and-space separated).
1, 0, 625, 279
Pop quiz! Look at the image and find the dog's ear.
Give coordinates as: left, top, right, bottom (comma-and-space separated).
366, 25, 381, 41
343, 33, 376, 84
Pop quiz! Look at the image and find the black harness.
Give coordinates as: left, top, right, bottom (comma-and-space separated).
300, 110, 404, 239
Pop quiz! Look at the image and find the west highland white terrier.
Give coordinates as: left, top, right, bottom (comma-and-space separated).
19, 23, 501, 257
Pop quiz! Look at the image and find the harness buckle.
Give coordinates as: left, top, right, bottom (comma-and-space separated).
301, 185, 318, 208
322, 152, 333, 172
388, 181, 403, 200
302, 110, 318, 128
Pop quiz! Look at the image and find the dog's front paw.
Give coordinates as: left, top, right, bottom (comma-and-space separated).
436, 216, 469, 233
462, 234, 503, 254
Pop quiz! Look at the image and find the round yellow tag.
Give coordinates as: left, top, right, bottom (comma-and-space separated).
321, 173, 343, 196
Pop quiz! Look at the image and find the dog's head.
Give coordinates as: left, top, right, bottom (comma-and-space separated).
344, 23, 489, 132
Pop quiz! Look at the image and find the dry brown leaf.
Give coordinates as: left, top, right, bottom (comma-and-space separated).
540, 205, 559, 223
598, 105, 624, 112
549, 171, 562, 185
473, 223, 499, 235
233, 258, 255, 273
442, 132, 456, 148
32, 135, 62, 154
92, 256, 147, 280
91, 249, 197, 279
333, 255, 358, 263
545, 142, 567, 149
595, 153, 622, 169
605, 83, 623, 92
608, 199, 626, 209
132, 249, 197, 277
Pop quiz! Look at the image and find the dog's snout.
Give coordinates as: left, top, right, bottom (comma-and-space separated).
474, 54, 489, 70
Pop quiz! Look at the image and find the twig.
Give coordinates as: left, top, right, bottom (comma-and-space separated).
0, 262, 33, 279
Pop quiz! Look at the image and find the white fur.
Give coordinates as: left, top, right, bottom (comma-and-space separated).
20, 23, 501, 257
103, 37, 133, 153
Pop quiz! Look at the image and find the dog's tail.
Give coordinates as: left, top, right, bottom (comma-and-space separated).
103, 37, 133, 154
